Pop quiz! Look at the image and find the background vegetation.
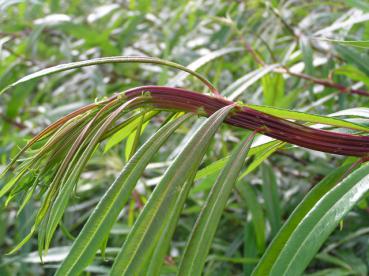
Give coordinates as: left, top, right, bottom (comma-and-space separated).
2, 0, 369, 275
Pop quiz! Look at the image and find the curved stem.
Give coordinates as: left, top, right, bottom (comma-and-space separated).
122, 86, 369, 157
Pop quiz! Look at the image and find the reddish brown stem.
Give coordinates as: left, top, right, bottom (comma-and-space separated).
122, 86, 369, 157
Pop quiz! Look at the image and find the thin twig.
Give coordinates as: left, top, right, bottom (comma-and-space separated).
0, 113, 27, 130
278, 67, 369, 97
240, 38, 369, 97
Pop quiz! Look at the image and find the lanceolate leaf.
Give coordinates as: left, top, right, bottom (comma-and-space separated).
55, 113, 193, 276
330, 107, 369, 119
178, 132, 256, 276
246, 104, 369, 132
34, 99, 133, 251
194, 138, 280, 181
237, 181, 266, 253
0, 56, 218, 95
145, 170, 198, 275
315, 38, 369, 49
253, 163, 369, 276
44, 100, 139, 254
261, 163, 281, 237
110, 105, 235, 276
169, 47, 243, 86
239, 141, 285, 179
228, 65, 280, 100
104, 111, 158, 152
335, 45, 369, 76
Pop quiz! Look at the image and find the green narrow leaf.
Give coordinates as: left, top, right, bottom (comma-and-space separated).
145, 116, 216, 272
246, 104, 369, 132
55, 113, 193, 276
104, 111, 157, 152
252, 163, 352, 275
145, 170, 198, 275
334, 65, 369, 88
243, 221, 259, 275
178, 132, 255, 276
39, 100, 130, 255
0, 56, 217, 95
195, 138, 281, 182
228, 65, 280, 100
237, 181, 266, 253
315, 37, 369, 49
239, 141, 285, 179
261, 163, 281, 237
336, 45, 369, 76
125, 110, 147, 161
110, 105, 235, 276
169, 47, 243, 86
261, 73, 285, 107
253, 162, 369, 276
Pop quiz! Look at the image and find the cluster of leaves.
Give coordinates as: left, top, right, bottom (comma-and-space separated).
2, 1, 369, 275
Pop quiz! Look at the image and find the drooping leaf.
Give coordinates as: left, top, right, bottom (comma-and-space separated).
253, 162, 369, 276
110, 105, 235, 275
55, 113, 192, 276
177, 132, 255, 276
0, 56, 218, 95
169, 47, 243, 86
261, 163, 281, 237
237, 181, 266, 253
145, 172, 198, 275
